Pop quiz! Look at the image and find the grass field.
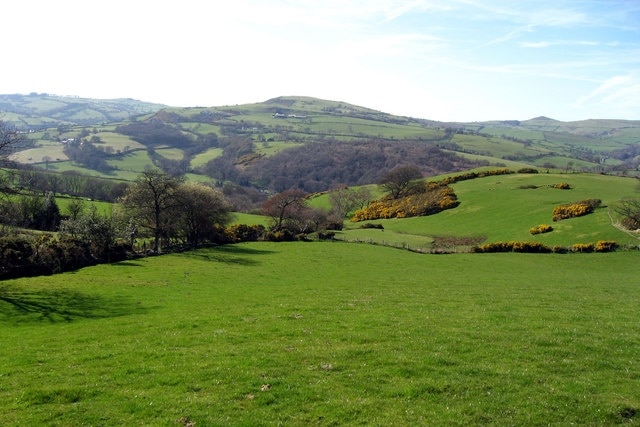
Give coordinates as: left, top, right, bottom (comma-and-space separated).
1, 242, 639, 425
338, 172, 640, 250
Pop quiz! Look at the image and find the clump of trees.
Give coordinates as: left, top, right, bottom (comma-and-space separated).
119, 169, 231, 252
260, 189, 341, 240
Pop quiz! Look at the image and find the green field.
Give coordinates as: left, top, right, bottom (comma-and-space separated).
1, 242, 639, 425
338, 172, 640, 250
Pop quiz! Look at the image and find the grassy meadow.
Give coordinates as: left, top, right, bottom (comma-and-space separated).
1, 242, 639, 425
338, 172, 640, 251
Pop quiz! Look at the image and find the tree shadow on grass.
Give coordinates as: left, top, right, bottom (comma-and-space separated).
182, 244, 276, 266
0, 285, 145, 323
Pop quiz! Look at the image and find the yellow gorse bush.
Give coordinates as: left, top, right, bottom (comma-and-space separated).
552, 199, 601, 221
529, 224, 553, 235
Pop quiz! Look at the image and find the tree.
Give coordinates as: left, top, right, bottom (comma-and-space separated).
120, 169, 184, 252
615, 198, 640, 230
173, 182, 231, 246
379, 165, 422, 199
59, 204, 121, 261
0, 122, 23, 195
262, 189, 308, 231
328, 185, 373, 218
0, 121, 22, 162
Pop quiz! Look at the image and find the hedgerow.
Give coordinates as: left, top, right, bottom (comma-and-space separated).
595, 240, 618, 252
436, 168, 514, 186
473, 240, 618, 254
552, 199, 601, 221
472, 241, 552, 253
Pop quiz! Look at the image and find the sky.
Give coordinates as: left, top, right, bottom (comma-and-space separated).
2, 0, 639, 122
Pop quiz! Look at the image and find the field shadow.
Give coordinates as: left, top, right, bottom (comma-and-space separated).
0, 285, 145, 323
182, 244, 276, 266
110, 260, 144, 267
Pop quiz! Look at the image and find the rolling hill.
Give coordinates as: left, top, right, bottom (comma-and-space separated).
0, 93, 166, 128
2, 95, 640, 196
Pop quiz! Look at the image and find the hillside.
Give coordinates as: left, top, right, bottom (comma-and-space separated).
0, 93, 166, 128
331, 171, 640, 251
2, 95, 640, 196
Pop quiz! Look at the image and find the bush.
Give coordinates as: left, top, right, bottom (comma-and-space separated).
572, 243, 595, 253
360, 223, 384, 229
226, 224, 265, 243
529, 224, 553, 235
473, 241, 552, 253
317, 231, 336, 240
552, 199, 601, 221
595, 240, 618, 252
552, 245, 568, 254
518, 167, 539, 174
552, 182, 571, 190
351, 183, 458, 221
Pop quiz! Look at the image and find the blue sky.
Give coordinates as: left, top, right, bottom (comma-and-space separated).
2, 0, 638, 121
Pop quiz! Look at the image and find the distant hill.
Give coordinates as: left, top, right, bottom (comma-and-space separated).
3, 94, 640, 196
0, 93, 166, 128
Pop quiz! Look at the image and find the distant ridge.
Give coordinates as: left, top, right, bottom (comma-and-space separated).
0, 93, 166, 128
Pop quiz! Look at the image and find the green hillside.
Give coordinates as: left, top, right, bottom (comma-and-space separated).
335, 171, 640, 251
3, 95, 640, 195
0, 93, 165, 128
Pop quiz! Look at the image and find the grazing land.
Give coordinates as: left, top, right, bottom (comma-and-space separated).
335, 172, 640, 251
1, 242, 639, 425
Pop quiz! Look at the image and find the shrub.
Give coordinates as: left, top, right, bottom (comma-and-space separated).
572, 243, 595, 253
517, 167, 539, 174
360, 223, 384, 229
595, 240, 618, 252
226, 224, 265, 243
529, 224, 553, 235
473, 241, 552, 253
552, 182, 571, 190
351, 183, 459, 221
552, 199, 601, 221
317, 231, 336, 240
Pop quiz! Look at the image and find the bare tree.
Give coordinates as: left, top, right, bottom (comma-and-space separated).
0, 122, 23, 195
328, 185, 373, 218
379, 165, 422, 199
120, 169, 184, 252
615, 198, 640, 230
262, 189, 308, 231
0, 121, 22, 162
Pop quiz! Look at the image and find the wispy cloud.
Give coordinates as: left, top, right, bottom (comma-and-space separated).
520, 40, 600, 48
576, 74, 640, 114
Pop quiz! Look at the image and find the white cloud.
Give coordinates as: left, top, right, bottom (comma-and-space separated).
576, 74, 640, 117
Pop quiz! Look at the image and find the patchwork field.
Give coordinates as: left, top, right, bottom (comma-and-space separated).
1, 242, 639, 425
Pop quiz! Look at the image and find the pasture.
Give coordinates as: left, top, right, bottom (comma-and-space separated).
339, 172, 640, 250
1, 242, 639, 425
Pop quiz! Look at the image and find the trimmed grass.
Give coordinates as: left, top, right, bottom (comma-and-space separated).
1, 242, 639, 425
